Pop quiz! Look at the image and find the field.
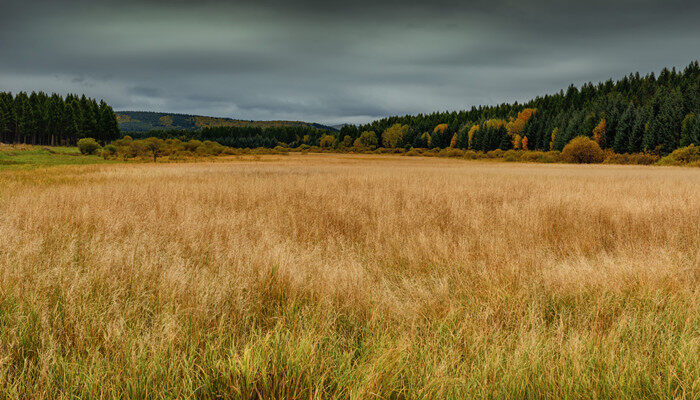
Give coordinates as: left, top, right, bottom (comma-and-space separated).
0, 145, 112, 170
0, 153, 698, 399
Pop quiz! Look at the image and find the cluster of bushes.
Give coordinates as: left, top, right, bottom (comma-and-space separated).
333, 135, 690, 165
77, 135, 698, 166
78, 136, 299, 161
401, 147, 562, 163
80, 136, 252, 161
657, 144, 700, 166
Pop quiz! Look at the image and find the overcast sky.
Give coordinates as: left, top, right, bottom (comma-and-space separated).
1, 0, 699, 125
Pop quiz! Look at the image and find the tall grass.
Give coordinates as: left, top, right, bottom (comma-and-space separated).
0, 154, 698, 398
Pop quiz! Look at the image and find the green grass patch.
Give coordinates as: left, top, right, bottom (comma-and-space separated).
0, 146, 114, 169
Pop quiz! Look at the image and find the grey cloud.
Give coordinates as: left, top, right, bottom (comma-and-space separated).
1, 0, 699, 124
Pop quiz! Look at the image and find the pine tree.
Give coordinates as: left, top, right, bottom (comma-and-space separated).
614, 104, 634, 153
0, 92, 13, 143
680, 113, 699, 147
631, 105, 650, 153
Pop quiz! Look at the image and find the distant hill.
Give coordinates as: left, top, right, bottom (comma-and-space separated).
116, 111, 336, 133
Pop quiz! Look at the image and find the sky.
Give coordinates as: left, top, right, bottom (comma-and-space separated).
2, 0, 700, 125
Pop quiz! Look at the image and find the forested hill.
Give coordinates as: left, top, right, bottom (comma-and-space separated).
117, 111, 335, 133
339, 61, 700, 154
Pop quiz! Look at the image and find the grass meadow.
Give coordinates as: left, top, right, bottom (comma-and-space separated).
0, 145, 112, 170
0, 153, 698, 399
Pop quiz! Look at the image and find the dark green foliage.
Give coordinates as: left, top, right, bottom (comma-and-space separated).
128, 125, 335, 149
0, 92, 120, 146
343, 61, 700, 155
680, 114, 700, 146
613, 103, 634, 153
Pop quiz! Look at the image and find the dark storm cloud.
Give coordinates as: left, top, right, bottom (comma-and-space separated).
1, 0, 699, 124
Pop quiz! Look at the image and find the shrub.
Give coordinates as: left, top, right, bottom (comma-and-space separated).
184, 140, 202, 152
403, 149, 420, 156
273, 146, 289, 154
77, 138, 100, 155
604, 152, 659, 165
439, 148, 464, 158
657, 144, 700, 166
462, 150, 480, 159
561, 136, 604, 164
520, 151, 543, 163
538, 151, 561, 163
112, 136, 133, 147
103, 144, 117, 155
486, 149, 505, 159
503, 150, 521, 162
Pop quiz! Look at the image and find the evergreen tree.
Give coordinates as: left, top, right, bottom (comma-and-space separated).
614, 103, 634, 153
680, 113, 699, 146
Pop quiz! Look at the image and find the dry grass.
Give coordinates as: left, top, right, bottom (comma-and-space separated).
0, 154, 698, 399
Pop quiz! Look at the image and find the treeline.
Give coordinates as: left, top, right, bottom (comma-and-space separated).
130, 125, 333, 148
0, 92, 120, 146
338, 61, 700, 154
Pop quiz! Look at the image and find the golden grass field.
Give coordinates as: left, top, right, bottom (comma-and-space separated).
0, 153, 698, 399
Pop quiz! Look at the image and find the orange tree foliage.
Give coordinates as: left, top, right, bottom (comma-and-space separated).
521, 136, 529, 150
512, 134, 522, 150
506, 108, 537, 137
433, 124, 449, 135
593, 118, 607, 146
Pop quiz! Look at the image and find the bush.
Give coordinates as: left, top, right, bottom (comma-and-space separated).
604, 152, 659, 165
538, 151, 561, 163
439, 148, 464, 158
561, 136, 604, 164
103, 144, 117, 155
486, 149, 505, 159
503, 150, 521, 162
273, 146, 289, 154
657, 144, 700, 166
184, 140, 203, 152
462, 150, 480, 159
520, 151, 543, 163
77, 138, 100, 155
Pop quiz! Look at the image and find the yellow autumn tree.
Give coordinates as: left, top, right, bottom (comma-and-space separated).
550, 128, 559, 150
521, 136, 528, 150
468, 125, 479, 149
484, 119, 506, 129
449, 133, 458, 148
593, 118, 607, 146
381, 123, 409, 148
507, 108, 537, 137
